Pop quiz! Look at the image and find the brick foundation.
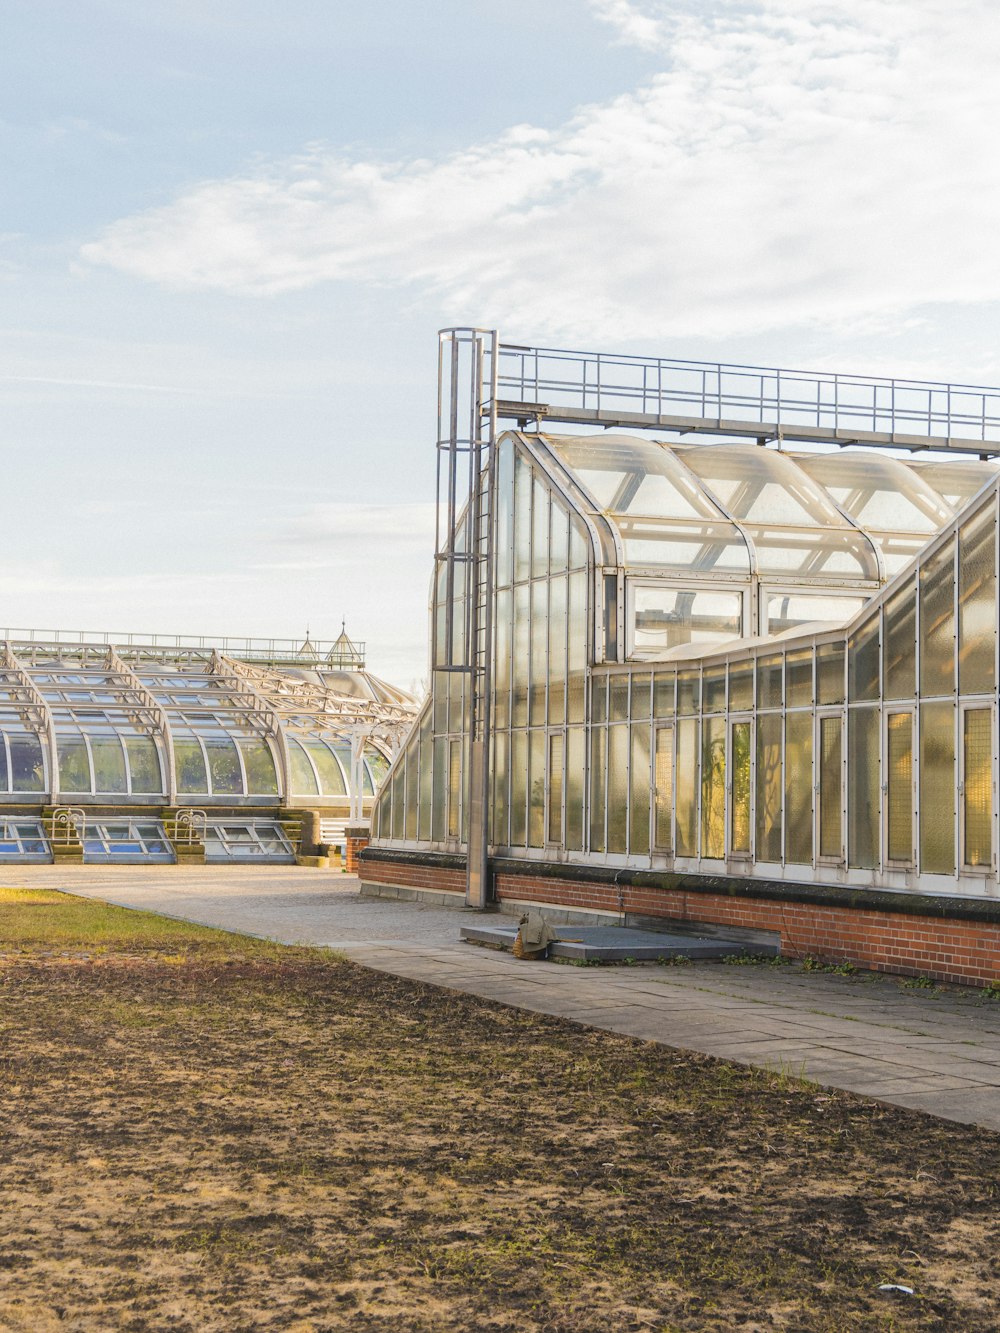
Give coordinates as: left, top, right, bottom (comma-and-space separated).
360, 849, 1000, 988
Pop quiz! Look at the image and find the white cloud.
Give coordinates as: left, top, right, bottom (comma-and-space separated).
81, 1, 1000, 342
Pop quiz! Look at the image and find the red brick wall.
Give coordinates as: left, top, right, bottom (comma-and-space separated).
496, 872, 1000, 987
362, 855, 1000, 987
345, 834, 369, 875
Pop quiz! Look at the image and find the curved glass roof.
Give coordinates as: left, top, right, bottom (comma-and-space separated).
536, 433, 997, 592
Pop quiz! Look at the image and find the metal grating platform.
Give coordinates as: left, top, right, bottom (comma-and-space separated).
460, 922, 773, 962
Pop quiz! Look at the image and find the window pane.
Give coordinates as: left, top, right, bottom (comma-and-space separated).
205, 737, 243, 796
848, 709, 879, 869
57, 737, 91, 794
701, 716, 725, 858
287, 738, 318, 796
630, 724, 650, 856
819, 718, 842, 859
304, 742, 346, 797
565, 727, 585, 852
447, 739, 461, 840
630, 586, 742, 654
512, 584, 529, 726
547, 577, 567, 725
530, 581, 547, 726
817, 644, 845, 705
490, 731, 506, 848
126, 737, 163, 795
886, 712, 913, 862
959, 503, 996, 695
730, 721, 751, 855
785, 652, 813, 709
675, 719, 698, 857
848, 617, 880, 702
91, 737, 127, 794
784, 712, 813, 864
755, 714, 782, 863
528, 730, 545, 848
920, 702, 955, 873
964, 709, 992, 868
756, 656, 783, 710
510, 731, 527, 846
548, 732, 564, 845
883, 581, 916, 700
920, 537, 955, 697
589, 726, 606, 853
9, 734, 44, 793
607, 725, 629, 853
653, 724, 674, 852
513, 453, 532, 582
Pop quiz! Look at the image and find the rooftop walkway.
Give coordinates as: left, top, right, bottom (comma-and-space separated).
8, 865, 1000, 1134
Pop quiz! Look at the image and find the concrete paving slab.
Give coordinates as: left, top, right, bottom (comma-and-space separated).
6, 863, 1000, 1133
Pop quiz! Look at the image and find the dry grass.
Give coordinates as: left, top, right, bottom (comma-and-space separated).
1, 886, 999, 1330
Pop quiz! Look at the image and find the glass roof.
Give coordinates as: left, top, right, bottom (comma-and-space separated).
537, 433, 997, 590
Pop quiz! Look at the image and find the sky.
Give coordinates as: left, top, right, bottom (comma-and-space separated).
4, 0, 1000, 691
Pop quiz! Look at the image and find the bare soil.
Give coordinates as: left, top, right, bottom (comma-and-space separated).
1, 914, 999, 1329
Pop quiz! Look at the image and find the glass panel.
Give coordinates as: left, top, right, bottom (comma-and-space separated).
567, 570, 587, 724
886, 713, 913, 862
433, 736, 447, 842
9, 735, 44, 793
90, 737, 127, 794
678, 671, 700, 715
548, 732, 564, 845
847, 709, 879, 869
920, 702, 955, 874
607, 725, 629, 853
653, 724, 673, 852
816, 643, 845, 705
728, 664, 752, 712
703, 668, 726, 714
919, 537, 955, 697
675, 719, 698, 857
447, 739, 461, 839
566, 727, 585, 852
784, 712, 812, 864
964, 709, 992, 868
404, 745, 417, 840
513, 452, 532, 582
512, 584, 529, 726
819, 718, 842, 859
494, 589, 512, 731
287, 738, 318, 797
609, 678, 629, 722
730, 721, 751, 855
0, 739, 8, 793
755, 714, 782, 863
304, 742, 346, 797
848, 617, 880, 702
488, 730, 504, 842
529, 581, 547, 726
532, 478, 549, 579
547, 576, 567, 726
958, 502, 996, 695
766, 592, 866, 634
417, 721, 432, 842
653, 672, 675, 718
528, 730, 545, 848
205, 737, 243, 796
883, 581, 916, 701
630, 673, 651, 722
785, 651, 813, 708
630, 586, 742, 654
589, 726, 606, 853
569, 516, 589, 570
510, 731, 527, 846
57, 736, 91, 794
550, 500, 569, 574
630, 724, 651, 856
701, 716, 725, 859
126, 737, 163, 794
495, 438, 514, 588
756, 656, 783, 710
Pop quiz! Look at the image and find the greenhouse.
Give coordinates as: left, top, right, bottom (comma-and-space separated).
0, 628, 415, 865
363, 332, 1000, 985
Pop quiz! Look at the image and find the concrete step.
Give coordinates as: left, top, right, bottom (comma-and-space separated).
460, 922, 772, 962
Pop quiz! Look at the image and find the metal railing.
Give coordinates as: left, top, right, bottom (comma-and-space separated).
0, 628, 366, 667
493, 343, 1000, 446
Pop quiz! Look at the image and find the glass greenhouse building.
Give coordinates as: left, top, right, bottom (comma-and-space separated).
0, 629, 414, 865
363, 334, 1000, 984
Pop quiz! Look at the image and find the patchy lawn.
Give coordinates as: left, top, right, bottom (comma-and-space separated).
0, 887, 999, 1331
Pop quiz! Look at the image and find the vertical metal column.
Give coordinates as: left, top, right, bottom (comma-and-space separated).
434, 328, 498, 908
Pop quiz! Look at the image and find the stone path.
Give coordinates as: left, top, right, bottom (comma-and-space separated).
7, 864, 1000, 1132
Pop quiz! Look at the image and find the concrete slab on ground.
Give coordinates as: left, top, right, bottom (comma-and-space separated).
5, 864, 1000, 1133
459, 921, 761, 961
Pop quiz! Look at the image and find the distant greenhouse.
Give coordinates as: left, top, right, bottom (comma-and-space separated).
363, 330, 1000, 987
0, 627, 416, 865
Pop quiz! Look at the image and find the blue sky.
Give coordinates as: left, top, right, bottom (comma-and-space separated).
4, 0, 1000, 689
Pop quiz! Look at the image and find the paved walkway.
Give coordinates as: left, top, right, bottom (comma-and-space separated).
7, 865, 1000, 1133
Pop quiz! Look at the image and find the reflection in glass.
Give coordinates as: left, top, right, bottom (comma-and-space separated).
920, 702, 955, 874
784, 713, 812, 864
958, 502, 996, 695
701, 716, 725, 858
730, 721, 751, 855
653, 724, 674, 852
818, 717, 842, 859
630, 585, 742, 654
755, 714, 782, 862
886, 712, 913, 862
